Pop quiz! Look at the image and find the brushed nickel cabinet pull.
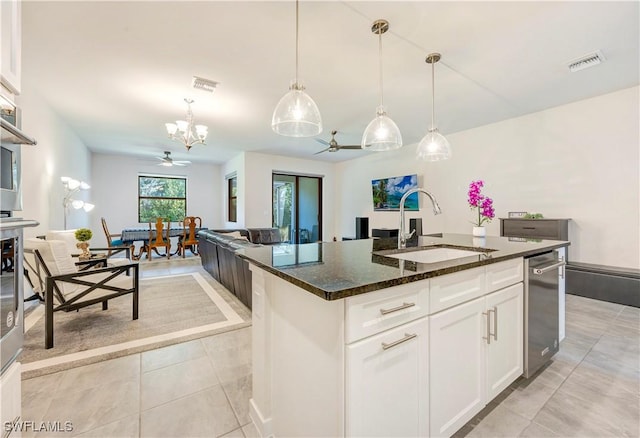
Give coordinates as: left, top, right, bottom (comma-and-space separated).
483, 309, 492, 344
380, 302, 415, 315
492, 305, 498, 341
382, 333, 417, 350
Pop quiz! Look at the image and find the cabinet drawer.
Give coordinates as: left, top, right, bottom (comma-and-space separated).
501, 219, 568, 240
346, 281, 429, 343
346, 317, 429, 437
486, 258, 523, 293
429, 266, 485, 314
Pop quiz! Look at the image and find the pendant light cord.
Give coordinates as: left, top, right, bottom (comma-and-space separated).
431, 61, 435, 130
378, 30, 384, 108
295, 0, 299, 85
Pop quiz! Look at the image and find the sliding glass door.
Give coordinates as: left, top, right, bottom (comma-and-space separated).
272, 173, 322, 244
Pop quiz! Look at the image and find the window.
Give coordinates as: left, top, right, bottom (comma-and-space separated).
228, 175, 237, 222
138, 175, 186, 222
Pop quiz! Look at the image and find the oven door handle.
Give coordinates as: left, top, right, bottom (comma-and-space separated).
533, 259, 566, 275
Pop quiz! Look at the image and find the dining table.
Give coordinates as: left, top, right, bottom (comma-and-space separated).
120, 226, 207, 259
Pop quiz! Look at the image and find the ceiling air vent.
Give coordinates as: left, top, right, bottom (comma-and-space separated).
567, 50, 606, 73
192, 76, 218, 92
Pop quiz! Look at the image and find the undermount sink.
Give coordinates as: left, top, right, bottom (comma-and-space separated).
383, 247, 486, 264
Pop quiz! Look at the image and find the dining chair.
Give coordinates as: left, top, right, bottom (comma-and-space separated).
142, 217, 171, 260
101, 217, 133, 258
177, 216, 202, 258
23, 238, 139, 349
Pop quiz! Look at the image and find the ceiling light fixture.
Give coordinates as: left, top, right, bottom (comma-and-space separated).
361, 19, 402, 152
416, 53, 451, 161
271, 0, 322, 137
61, 176, 94, 230
165, 98, 208, 151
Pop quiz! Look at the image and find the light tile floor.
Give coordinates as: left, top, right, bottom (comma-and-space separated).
21, 259, 640, 437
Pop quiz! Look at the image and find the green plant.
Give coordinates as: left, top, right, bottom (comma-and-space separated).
524, 213, 544, 219
75, 228, 93, 242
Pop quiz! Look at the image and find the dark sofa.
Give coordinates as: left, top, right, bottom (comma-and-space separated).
198, 228, 282, 309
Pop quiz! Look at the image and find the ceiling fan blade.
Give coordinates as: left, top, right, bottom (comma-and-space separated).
315, 139, 330, 146
174, 160, 191, 165
314, 147, 330, 155
155, 157, 166, 161
337, 145, 363, 150
173, 162, 187, 166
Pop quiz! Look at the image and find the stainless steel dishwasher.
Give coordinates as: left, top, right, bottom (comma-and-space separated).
524, 251, 566, 378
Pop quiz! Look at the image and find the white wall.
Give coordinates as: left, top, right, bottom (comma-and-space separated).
336, 86, 639, 269
90, 153, 222, 246
18, 90, 92, 238
244, 152, 337, 241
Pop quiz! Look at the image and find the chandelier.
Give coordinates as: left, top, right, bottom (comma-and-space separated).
165, 98, 208, 151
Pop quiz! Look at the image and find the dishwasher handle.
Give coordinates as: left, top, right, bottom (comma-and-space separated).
532, 259, 566, 275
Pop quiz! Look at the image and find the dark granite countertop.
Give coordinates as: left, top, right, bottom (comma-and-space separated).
236, 233, 569, 301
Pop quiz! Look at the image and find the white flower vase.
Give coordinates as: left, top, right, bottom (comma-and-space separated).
472, 226, 486, 237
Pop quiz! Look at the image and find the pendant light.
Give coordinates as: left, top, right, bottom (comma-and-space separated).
361, 19, 402, 151
416, 53, 452, 161
272, 0, 322, 137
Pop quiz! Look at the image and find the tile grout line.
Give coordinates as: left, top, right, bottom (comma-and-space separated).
138, 352, 143, 438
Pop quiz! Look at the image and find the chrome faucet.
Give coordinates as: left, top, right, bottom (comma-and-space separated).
398, 188, 442, 249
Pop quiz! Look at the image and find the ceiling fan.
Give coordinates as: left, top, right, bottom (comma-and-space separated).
156, 151, 191, 167
314, 130, 362, 154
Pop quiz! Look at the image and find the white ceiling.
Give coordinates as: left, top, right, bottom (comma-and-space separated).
21, 1, 639, 165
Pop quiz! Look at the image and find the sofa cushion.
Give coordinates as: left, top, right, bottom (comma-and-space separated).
247, 228, 282, 245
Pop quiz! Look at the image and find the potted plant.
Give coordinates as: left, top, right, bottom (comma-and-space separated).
75, 228, 93, 260
468, 180, 495, 237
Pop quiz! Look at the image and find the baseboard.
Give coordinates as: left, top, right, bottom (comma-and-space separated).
566, 263, 639, 307
249, 398, 273, 438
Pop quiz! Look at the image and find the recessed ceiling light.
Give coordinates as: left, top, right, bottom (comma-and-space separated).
192, 76, 218, 92
567, 50, 606, 73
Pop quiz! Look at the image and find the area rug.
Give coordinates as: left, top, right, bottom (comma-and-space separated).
20, 272, 251, 378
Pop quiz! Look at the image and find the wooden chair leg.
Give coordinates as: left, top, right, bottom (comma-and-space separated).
102, 301, 108, 311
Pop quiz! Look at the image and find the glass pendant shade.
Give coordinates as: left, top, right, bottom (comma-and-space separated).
272, 83, 322, 137
362, 106, 402, 151
417, 52, 451, 161
416, 128, 452, 161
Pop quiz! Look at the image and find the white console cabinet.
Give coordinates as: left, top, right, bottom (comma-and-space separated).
1, 0, 22, 94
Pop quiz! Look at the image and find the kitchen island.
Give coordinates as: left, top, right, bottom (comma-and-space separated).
236, 234, 569, 437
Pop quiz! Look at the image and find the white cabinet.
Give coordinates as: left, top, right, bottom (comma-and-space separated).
485, 283, 524, 400
429, 282, 524, 437
0, 361, 22, 437
429, 297, 486, 437
346, 317, 429, 437
1, 0, 22, 94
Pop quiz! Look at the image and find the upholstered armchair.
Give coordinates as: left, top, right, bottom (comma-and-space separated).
23, 238, 139, 349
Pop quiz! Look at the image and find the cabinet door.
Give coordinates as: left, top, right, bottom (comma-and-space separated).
0, 361, 21, 437
429, 298, 485, 438
1, 0, 21, 94
346, 317, 428, 437
485, 283, 524, 400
